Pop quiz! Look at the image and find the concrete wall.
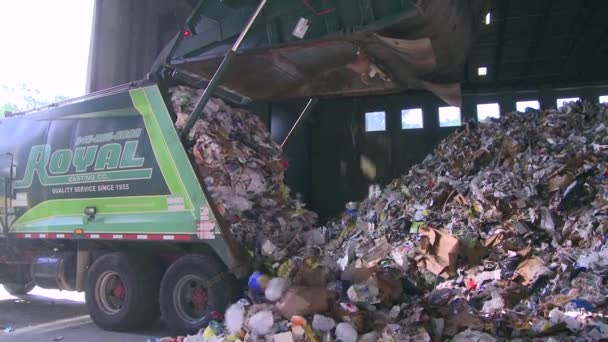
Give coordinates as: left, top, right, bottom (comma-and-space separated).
87, 0, 192, 92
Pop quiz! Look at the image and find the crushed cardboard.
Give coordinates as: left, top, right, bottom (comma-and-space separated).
418, 227, 460, 278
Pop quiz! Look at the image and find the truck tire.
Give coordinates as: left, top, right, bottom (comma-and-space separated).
85, 252, 161, 331
160, 254, 236, 335
3, 282, 35, 295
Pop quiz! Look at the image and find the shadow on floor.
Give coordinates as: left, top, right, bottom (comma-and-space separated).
0, 288, 168, 341
0, 293, 87, 331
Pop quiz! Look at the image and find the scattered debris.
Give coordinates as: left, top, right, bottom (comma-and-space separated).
170, 88, 608, 341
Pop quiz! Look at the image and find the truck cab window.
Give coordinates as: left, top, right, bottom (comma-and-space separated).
0, 154, 14, 232
0, 174, 7, 232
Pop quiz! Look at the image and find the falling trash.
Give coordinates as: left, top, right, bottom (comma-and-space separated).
360, 155, 377, 180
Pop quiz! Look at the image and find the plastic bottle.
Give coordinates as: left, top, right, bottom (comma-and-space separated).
346, 202, 358, 216
225, 303, 245, 333
249, 272, 267, 290
248, 271, 270, 302
248, 310, 274, 335
202, 320, 223, 341
335, 322, 358, 342
312, 314, 336, 332
265, 277, 289, 302
388, 305, 401, 320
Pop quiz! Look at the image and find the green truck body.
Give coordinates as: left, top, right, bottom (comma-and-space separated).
0, 85, 239, 270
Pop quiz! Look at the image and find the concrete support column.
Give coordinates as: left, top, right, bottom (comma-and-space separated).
86, 0, 192, 93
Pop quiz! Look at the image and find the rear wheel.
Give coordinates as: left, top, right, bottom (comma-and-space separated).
85, 252, 161, 331
160, 254, 236, 335
3, 282, 35, 295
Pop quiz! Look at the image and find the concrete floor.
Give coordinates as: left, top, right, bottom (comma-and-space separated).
0, 287, 169, 341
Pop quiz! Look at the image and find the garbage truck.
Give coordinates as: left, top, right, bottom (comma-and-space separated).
0, 0, 484, 334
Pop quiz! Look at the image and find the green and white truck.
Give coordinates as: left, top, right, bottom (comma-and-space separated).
0, 84, 248, 333
0, 0, 482, 334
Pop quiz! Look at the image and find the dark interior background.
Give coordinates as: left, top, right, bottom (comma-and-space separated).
270, 84, 608, 220
87, 0, 608, 219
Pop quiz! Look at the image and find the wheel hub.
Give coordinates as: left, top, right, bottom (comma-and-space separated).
173, 275, 210, 324
112, 282, 125, 299
192, 288, 207, 307
95, 271, 126, 315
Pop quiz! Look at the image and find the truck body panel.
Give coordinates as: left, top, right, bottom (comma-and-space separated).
0, 85, 240, 269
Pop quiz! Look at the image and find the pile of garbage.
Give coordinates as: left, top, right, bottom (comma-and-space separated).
170, 86, 318, 258
170, 88, 608, 341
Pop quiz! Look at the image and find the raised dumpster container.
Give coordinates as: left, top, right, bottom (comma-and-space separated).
163, 0, 486, 106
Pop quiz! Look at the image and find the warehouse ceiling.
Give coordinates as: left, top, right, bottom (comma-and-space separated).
464, 0, 608, 92
89, 0, 608, 98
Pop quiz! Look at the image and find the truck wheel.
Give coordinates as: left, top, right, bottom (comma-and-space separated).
160, 254, 236, 335
3, 282, 35, 295
85, 252, 161, 331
